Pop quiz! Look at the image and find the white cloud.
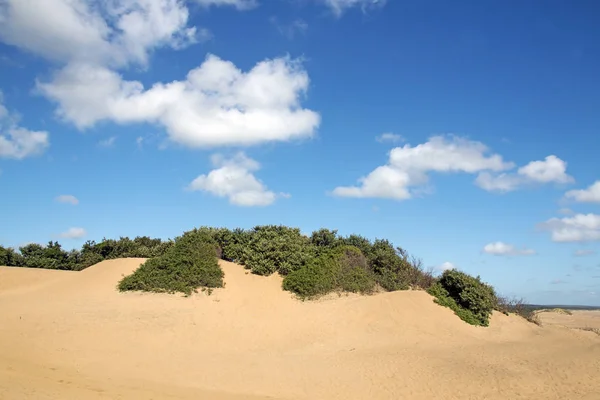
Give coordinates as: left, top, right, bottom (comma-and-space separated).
0, 0, 200, 68
437, 261, 456, 272
2, 1, 320, 149
323, 0, 387, 16
59, 227, 87, 239
187, 152, 289, 206
574, 249, 595, 257
475, 155, 573, 192
55, 195, 79, 205
38, 54, 320, 148
270, 17, 308, 39
0, 92, 49, 159
483, 241, 536, 256
565, 181, 600, 203
332, 135, 512, 200
538, 214, 600, 242
375, 132, 404, 143
0, 128, 49, 159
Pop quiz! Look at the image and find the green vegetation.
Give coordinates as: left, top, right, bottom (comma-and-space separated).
118, 233, 223, 295
428, 269, 497, 326
0, 237, 173, 271
2, 224, 542, 328
283, 246, 376, 298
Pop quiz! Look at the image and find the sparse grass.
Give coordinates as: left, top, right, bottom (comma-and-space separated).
542, 308, 573, 315
496, 296, 542, 326
578, 327, 600, 336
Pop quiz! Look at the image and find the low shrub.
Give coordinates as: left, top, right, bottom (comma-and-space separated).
428, 269, 497, 326
496, 296, 541, 325
239, 225, 315, 275
283, 246, 376, 298
117, 233, 224, 295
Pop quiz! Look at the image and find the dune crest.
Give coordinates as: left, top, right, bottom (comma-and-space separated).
1, 259, 599, 399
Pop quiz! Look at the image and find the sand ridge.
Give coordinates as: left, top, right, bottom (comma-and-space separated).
1, 259, 599, 399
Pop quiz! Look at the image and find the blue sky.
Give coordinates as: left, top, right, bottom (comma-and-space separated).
1, 0, 599, 305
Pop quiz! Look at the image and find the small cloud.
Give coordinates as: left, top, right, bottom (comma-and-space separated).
98, 136, 116, 147
565, 180, 600, 203
59, 227, 86, 239
483, 241, 536, 256
538, 213, 600, 242
436, 261, 456, 273
574, 249, 596, 257
550, 279, 567, 285
187, 152, 288, 207
55, 194, 79, 205
476, 155, 573, 193
375, 132, 404, 143
270, 17, 308, 39
1, 91, 49, 159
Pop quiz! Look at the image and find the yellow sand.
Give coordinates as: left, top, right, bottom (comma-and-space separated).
1, 259, 599, 399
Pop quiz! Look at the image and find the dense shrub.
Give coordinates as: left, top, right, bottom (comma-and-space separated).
0, 245, 23, 266
428, 269, 497, 326
283, 246, 376, 298
239, 225, 315, 275
310, 228, 341, 253
118, 233, 223, 295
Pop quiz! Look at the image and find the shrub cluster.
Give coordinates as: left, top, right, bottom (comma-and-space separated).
118, 233, 223, 295
428, 269, 497, 326
283, 246, 376, 298
0, 236, 172, 271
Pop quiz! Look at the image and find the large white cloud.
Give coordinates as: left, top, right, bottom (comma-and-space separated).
0, 93, 49, 160
565, 181, 600, 203
483, 241, 536, 256
0, 0, 199, 67
187, 152, 289, 206
38, 55, 320, 147
475, 155, 573, 192
1, 0, 324, 149
538, 214, 600, 242
332, 135, 513, 200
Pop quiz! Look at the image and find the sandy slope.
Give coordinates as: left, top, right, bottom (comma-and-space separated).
538, 310, 600, 331
1, 259, 599, 400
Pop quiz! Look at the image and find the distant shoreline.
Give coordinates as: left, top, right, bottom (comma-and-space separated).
526, 304, 600, 311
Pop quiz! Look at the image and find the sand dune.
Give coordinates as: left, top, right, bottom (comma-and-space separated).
1, 259, 599, 399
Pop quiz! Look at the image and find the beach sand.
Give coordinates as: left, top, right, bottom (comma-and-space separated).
1, 259, 599, 399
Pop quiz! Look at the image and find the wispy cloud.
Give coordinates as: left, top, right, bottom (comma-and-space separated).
270, 17, 308, 39
375, 132, 404, 143
98, 136, 116, 147
59, 227, 86, 239
55, 194, 79, 205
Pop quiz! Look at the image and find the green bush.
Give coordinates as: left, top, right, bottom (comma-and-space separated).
428, 269, 497, 326
239, 225, 315, 275
117, 233, 224, 295
283, 246, 375, 298
310, 228, 341, 254
0, 245, 22, 266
